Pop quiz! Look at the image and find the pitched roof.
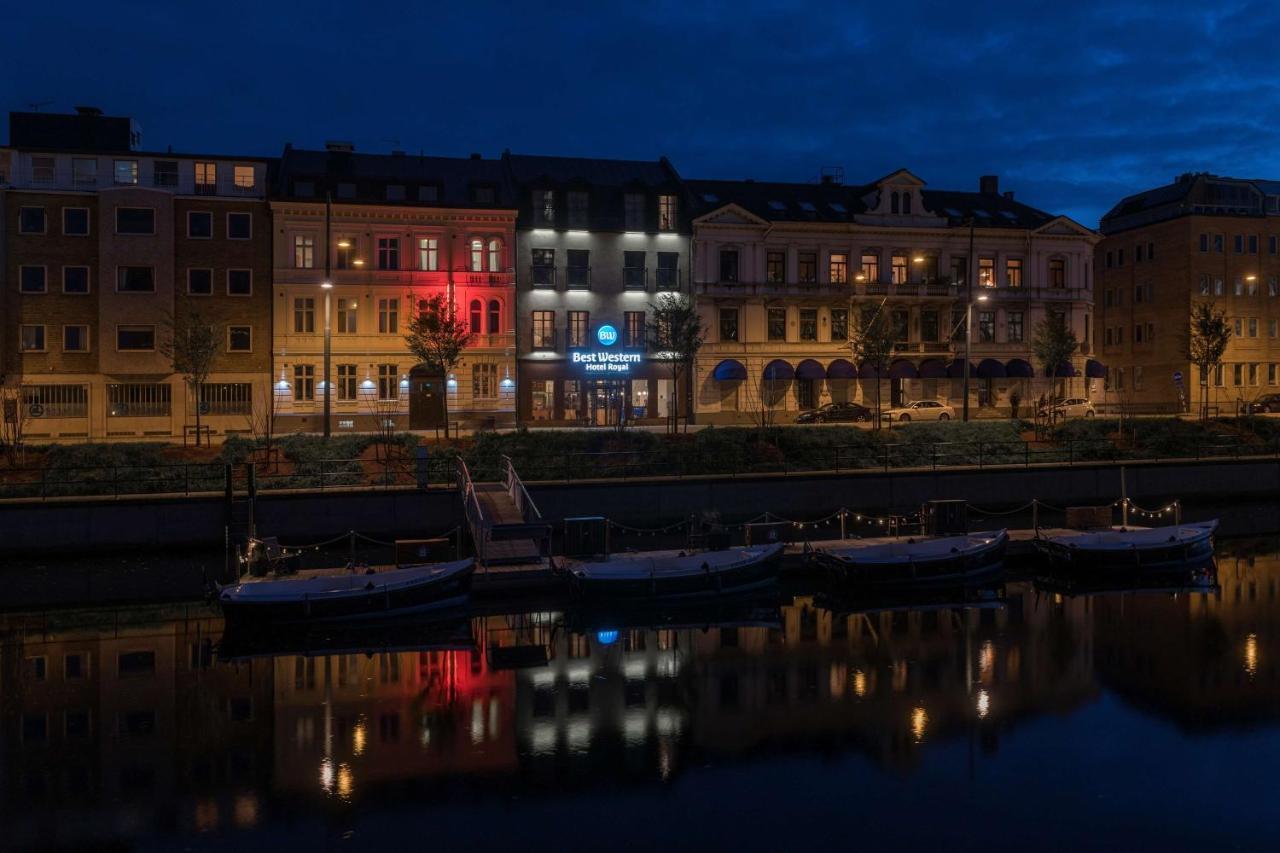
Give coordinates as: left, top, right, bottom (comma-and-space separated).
504, 153, 679, 187
274, 147, 513, 207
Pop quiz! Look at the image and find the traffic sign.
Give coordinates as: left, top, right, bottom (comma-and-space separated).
1172, 370, 1183, 383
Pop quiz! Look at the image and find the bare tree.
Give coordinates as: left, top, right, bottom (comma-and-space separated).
1, 383, 29, 466
849, 300, 896, 429
404, 293, 473, 440
648, 292, 706, 434
1185, 301, 1231, 422
245, 382, 279, 468
160, 308, 220, 446
362, 383, 404, 463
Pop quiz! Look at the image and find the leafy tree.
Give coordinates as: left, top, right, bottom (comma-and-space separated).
1031, 312, 1079, 402
160, 308, 220, 446
648, 292, 705, 433
404, 293, 473, 439
849, 300, 896, 429
1185, 300, 1231, 421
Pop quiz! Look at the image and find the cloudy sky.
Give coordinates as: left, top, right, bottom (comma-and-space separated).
4, 0, 1276, 226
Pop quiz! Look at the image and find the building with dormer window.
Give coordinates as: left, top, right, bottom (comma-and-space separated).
690, 170, 1099, 422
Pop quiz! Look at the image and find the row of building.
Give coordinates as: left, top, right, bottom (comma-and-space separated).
0, 106, 1272, 441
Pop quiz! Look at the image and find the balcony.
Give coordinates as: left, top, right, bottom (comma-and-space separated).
696, 279, 972, 301
461, 270, 514, 287
655, 267, 680, 291
530, 265, 557, 288
624, 266, 647, 291
566, 266, 591, 291
470, 332, 516, 350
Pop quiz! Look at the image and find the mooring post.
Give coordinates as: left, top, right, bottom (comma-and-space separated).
1032, 499, 1039, 533
840, 509, 847, 541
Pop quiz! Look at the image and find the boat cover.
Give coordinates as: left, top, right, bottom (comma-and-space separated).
221, 559, 474, 603
572, 543, 783, 580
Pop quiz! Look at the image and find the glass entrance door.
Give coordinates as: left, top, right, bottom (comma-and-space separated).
589, 380, 626, 426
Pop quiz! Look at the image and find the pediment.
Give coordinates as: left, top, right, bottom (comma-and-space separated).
694, 202, 769, 227
870, 168, 927, 188
1034, 215, 1099, 238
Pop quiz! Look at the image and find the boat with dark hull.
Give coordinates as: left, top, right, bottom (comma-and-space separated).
814, 530, 1008, 587
1033, 521, 1217, 571
218, 559, 475, 624
567, 543, 784, 600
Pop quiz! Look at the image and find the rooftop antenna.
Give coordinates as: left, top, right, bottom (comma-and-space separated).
26, 100, 52, 112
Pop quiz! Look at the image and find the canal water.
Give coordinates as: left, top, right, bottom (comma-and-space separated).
3, 541, 1279, 851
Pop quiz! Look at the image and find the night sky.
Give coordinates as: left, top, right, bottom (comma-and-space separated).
4, 1, 1276, 226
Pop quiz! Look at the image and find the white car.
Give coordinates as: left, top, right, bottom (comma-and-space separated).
881, 400, 956, 422
1042, 398, 1096, 418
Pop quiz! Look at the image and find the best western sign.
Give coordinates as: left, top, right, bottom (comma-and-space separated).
568, 324, 644, 374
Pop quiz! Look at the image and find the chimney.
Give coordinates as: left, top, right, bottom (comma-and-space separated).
391, 149, 406, 156
324, 140, 355, 153
74, 105, 103, 117
979, 175, 999, 195
1003, 190, 1015, 201
470, 152, 482, 160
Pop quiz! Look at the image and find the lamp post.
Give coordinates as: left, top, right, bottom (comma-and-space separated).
962, 216, 977, 421
322, 193, 333, 439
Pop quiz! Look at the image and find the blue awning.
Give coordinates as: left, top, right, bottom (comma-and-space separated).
762, 359, 795, 381
889, 359, 919, 379
1005, 358, 1034, 378
1044, 362, 1078, 378
827, 358, 857, 379
977, 358, 1007, 378
946, 359, 975, 378
712, 359, 747, 381
919, 358, 949, 378
795, 359, 826, 380
1085, 358, 1107, 379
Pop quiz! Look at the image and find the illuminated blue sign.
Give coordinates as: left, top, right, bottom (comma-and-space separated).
596, 629, 619, 645
597, 324, 618, 346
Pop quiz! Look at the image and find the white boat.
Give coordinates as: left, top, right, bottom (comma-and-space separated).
1033, 520, 1218, 570
815, 530, 1008, 586
568, 543, 784, 600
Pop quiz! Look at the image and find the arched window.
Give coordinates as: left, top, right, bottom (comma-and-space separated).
890, 192, 899, 214
487, 299, 501, 334
487, 238, 502, 272
469, 299, 482, 334
902, 193, 912, 214
470, 239, 483, 272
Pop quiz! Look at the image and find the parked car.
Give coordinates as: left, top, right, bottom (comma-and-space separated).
1247, 394, 1280, 414
1040, 398, 1096, 418
796, 402, 873, 424
881, 400, 956, 423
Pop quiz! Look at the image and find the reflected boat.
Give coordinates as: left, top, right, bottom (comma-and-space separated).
1033, 559, 1218, 597
815, 580, 1007, 616
217, 613, 475, 661
814, 530, 1008, 587
566, 543, 784, 600
1033, 521, 1217, 570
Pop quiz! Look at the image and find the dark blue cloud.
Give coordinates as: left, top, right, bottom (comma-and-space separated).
5, 0, 1280, 225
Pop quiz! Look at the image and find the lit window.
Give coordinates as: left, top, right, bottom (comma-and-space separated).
378, 364, 400, 400
227, 326, 252, 351
114, 160, 138, 185
418, 238, 438, 271
233, 165, 255, 189
194, 162, 217, 193
19, 325, 46, 351
657, 195, 677, 231
294, 235, 315, 269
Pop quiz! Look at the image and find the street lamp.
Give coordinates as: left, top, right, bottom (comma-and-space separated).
323, 192, 333, 439
962, 215, 978, 421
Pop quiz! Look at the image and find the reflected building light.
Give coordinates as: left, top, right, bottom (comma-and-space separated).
420, 725, 432, 748
977, 689, 991, 720
194, 799, 219, 833
489, 697, 501, 740
337, 764, 354, 799
566, 662, 592, 685
656, 708, 683, 737
352, 721, 367, 756
911, 706, 928, 743
979, 640, 995, 680
829, 662, 847, 696
471, 698, 485, 744
234, 794, 259, 828
658, 738, 674, 781
320, 757, 335, 793
623, 709, 648, 745
528, 667, 556, 687
529, 721, 557, 755
656, 651, 681, 678
1245, 633, 1259, 678
567, 717, 592, 751
624, 658, 648, 680
852, 669, 868, 698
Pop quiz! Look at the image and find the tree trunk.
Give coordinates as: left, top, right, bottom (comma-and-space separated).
194, 381, 203, 447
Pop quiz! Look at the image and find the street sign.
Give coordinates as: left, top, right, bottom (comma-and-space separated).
1172, 370, 1183, 383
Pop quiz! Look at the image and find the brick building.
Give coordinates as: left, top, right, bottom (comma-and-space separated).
2, 108, 272, 441
1098, 172, 1280, 412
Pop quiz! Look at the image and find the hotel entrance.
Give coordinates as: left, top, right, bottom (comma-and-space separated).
588, 379, 627, 426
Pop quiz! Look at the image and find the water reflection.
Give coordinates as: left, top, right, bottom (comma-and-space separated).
3, 545, 1280, 847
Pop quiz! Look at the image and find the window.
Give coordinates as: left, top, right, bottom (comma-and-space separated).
379, 364, 400, 400
624, 193, 646, 231
294, 365, 316, 401
567, 311, 589, 347
567, 191, 589, 229
566, 249, 590, 289
1007, 310, 1024, 343
719, 249, 739, 283
20, 325, 45, 351
1136, 244, 1144, 263
766, 251, 786, 283
719, 308, 739, 341
294, 297, 315, 333
233, 165, 255, 190
415, 237, 438, 271
658, 195, 677, 231
116, 207, 154, 234
623, 250, 646, 290
1199, 233, 1209, 253
469, 299, 483, 334
116, 326, 155, 350
532, 248, 555, 286
1134, 324, 1144, 344
1270, 277, 1279, 297
617, 310, 643, 347
63, 207, 89, 236
1249, 235, 1258, 254
920, 309, 939, 342
533, 190, 555, 226
1270, 319, 1278, 338
656, 252, 678, 289
488, 299, 501, 334
1234, 318, 1243, 336
72, 157, 97, 185
1213, 234, 1223, 253
1134, 284, 1144, 304
63, 266, 90, 294
532, 311, 555, 349
1249, 317, 1259, 338
799, 308, 818, 341
22, 385, 87, 418
116, 267, 154, 292
950, 255, 967, 285
200, 383, 252, 416
891, 309, 909, 342
488, 239, 502, 272
153, 160, 178, 187
1235, 278, 1244, 296
20, 266, 47, 293
337, 364, 357, 401
227, 269, 252, 295
472, 363, 498, 400
1117, 248, 1125, 265
1234, 235, 1245, 253
65, 653, 89, 680
891, 192, 900, 214
977, 311, 995, 342
188, 211, 212, 238
227, 326, 252, 351
194, 162, 217, 193
378, 298, 399, 333
1272, 236, 1278, 255
294, 235, 315, 268
377, 237, 400, 270
1271, 364, 1278, 385
1234, 363, 1244, 386
19, 206, 46, 233
1105, 251, 1113, 269
829, 252, 848, 284
891, 254, 908, 284
978, 257, 995, 286
337, 299, 358, 333
831, 308, 849, 340
227, 212, 252, 240
919, 254, 939, 282
1006, 258, 1023, 287
767, 308, 787, 341
798, 252, 817, 284
861, 253, 880, 283
114, 159, 138, 185
468, 238, 484, 272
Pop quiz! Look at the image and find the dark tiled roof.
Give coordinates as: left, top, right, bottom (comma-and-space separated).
920, 189, 1054, 229
504, 152, 690, 232
274, 147, 513, 208
1100, 173, 1280, 234
505, 153, 677, 188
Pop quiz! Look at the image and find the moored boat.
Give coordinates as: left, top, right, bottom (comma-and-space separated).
814, 530, 1008, 586
218, 559, 475, 624
1032, 520, 1217, 570
567, 543, 784, 600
